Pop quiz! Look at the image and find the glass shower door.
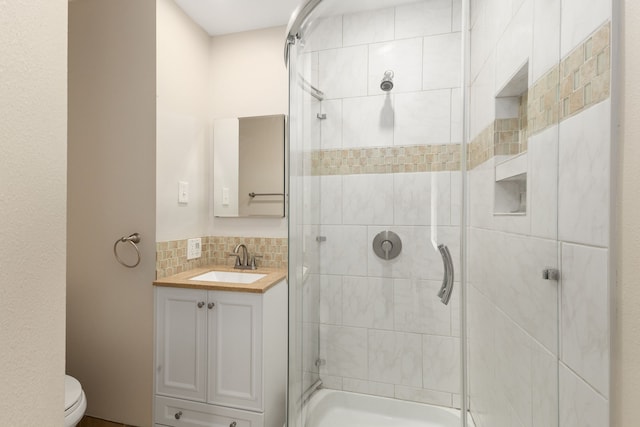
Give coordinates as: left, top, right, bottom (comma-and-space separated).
287, 0, 467, 426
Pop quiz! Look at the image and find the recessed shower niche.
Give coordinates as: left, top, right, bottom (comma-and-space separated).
494, 62, 529, 215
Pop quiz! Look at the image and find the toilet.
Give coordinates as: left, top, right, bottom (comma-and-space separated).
64, 375, 86, 427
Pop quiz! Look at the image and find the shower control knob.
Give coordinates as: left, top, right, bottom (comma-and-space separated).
373, 230, 402, 260
175, 411, 183, 420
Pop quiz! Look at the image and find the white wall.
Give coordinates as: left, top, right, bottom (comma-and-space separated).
67, 1, 156, 425
614, 1, 640, 425
157, 0, 212, 242
0, 1, 67, 425
209, 26, 289, 238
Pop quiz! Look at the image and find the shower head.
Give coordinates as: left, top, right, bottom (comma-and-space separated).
380, 70, 394, 92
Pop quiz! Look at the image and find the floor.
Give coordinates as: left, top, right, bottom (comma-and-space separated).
79, 416, 138, 427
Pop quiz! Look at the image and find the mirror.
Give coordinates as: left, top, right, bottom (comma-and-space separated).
213, 114, 285, 217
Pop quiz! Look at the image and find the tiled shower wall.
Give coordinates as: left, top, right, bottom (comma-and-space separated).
300, 0, 464, 407
468, 0, 611, 426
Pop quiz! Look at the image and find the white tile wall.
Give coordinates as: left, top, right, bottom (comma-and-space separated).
342, 173, 394, 224
320, 99, 343, 149
319, 175, 342, 225
393, 172, 452, 226
395, 90, 452, 145
423, 32, 463, 90
368, 330, 423, 387
559, 364, 609, 427
369, 38, 424, 94
320, 325, 368, 379
320, 274, 343, 325
529, 125, 558, 239
394, 279, 452, 335
468, 0, 612, 425
422, 335, 460, 393
305, 15, 343, 52
343, 8, 395, 47
494, 0, 532, 93
560, 0, 611, 57
532, 0, 560, 83
342, 276, 394, 329
395, 0, 453, 39
561, 243, 610, 397
319, 46, 368, 99
342, 95, 394, 148
318, 225, 368, 276
558, 99, 611, 247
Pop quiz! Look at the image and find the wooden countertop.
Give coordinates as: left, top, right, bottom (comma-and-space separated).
153, 265, 287, 293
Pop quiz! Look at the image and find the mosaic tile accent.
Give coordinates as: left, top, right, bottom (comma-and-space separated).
527, 66, 560, 135
156, 237, 211, 279
528, 21, 610, 135
469, 21, 611, 170
467, 123, 495, 170
311, 144, 462, 176
156, 236, 288, 279
559, 22, 610, 121
208, 236, 288, 269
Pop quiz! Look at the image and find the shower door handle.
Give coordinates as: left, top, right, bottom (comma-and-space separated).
437, 244, 454, 305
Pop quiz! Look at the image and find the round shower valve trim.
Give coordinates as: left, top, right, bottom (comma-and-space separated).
373, 230, 402, 260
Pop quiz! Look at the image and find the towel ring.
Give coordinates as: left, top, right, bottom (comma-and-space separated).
114, 233, 141, 268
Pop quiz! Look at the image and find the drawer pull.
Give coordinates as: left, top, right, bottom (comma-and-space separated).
197, 301, 205, 308
208, 302, 215, 309
175, 411, 183, 420
230, 422, 237, 427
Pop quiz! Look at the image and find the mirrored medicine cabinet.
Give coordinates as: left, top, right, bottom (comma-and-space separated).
213, 114, 286, 218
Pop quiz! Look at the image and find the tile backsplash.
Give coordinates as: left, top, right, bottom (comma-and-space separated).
156, 236, 287, 279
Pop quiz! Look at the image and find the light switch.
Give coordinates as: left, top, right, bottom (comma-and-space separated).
179, 181, 189, 204
222, 187, 230, 206
187, 238, 201, 260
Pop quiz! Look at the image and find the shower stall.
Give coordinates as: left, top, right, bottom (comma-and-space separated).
286, 0, 614, 426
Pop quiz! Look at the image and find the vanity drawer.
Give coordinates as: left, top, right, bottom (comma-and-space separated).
155, 396, 264, 427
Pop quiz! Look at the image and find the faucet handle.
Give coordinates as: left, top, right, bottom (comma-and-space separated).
250, 255, 263, 270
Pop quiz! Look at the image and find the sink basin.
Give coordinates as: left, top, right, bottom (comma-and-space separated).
189, 270, 267, 284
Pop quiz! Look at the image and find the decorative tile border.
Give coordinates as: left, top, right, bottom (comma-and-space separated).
559, 21, 610, 121
156, 237, 211, 279
207, 236, 288, 270
156, 236, 288, 279
311, 144, 462, 176
470, 20, 611, 170
528, 66, 560, 135
528, 21, 610, 135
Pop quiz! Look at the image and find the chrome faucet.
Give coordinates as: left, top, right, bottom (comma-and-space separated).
229, 244, 262, 270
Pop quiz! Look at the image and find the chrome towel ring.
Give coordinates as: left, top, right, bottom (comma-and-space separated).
114, 233, 141, 268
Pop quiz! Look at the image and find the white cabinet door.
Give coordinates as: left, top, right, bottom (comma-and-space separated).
156, 287, 208, 401
208, 291, 263, 411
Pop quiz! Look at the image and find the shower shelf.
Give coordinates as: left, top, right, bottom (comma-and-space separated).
494, 152, 527, 216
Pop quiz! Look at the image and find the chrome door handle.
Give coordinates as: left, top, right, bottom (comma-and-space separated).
437, 244, 454, 305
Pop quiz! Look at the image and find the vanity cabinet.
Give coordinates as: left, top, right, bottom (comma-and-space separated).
154, 280, 287, 427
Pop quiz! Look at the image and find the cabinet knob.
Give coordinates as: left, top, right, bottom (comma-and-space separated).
197, 301, 205, 308
175, 411, 183, 420
208, 302, 215, 309
230, 422, 237, 427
